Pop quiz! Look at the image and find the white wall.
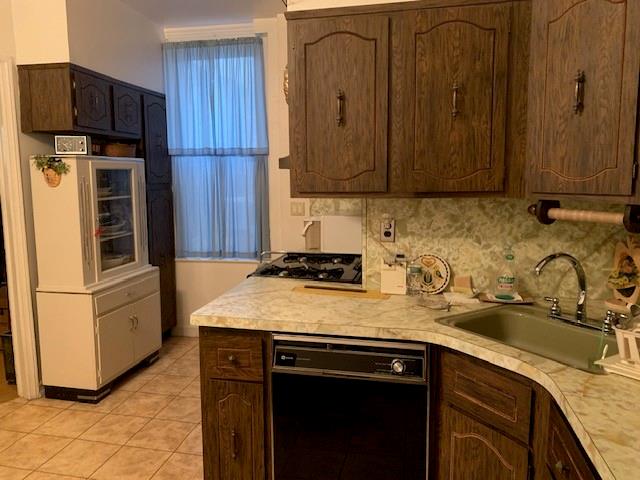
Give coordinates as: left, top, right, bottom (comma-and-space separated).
174, 260, 258, 336
10, 0, 70, 64
66, 0, 164, 92
0, 0, 16, 59
287, 0, 415, 11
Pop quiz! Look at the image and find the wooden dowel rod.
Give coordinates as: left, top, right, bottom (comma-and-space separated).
547, 208, 624, 225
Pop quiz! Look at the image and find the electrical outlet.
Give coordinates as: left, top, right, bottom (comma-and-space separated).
381, 219, 396, 242
290, 201, 306, 216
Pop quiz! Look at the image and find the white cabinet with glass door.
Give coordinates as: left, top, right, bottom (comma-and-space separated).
30, 156, 161, 402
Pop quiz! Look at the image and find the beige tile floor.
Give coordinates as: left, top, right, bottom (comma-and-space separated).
0, 336, 203, 480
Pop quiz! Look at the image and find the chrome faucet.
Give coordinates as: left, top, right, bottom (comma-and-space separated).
534, 253, 587, 323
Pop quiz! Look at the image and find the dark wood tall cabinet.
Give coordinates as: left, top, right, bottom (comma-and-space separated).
288, 14, 389, 193
142, 94, 177, 333
527, 0, 640, 196
390, 4, 511, 193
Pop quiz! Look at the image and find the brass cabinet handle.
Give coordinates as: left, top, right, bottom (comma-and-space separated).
129, 315, 135, 331
228, 354, 237, 364
451, 82, 460, 118
574, 70, 586, 114
555, 460, 569, 474
231, 429, 238, 459
336, 89, 345, 126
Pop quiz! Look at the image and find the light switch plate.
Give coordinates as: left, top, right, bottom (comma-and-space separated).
381, 219, 396, 242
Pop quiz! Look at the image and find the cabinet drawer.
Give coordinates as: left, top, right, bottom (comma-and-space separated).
94, 275, 159, 316
547, 405, 598, 480
200, 330, 263, 382
440, 350, 532, 443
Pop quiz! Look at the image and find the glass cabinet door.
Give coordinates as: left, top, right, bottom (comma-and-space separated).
95, 168, 136, 273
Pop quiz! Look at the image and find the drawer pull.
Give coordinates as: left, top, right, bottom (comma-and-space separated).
555, 460, 569, 474
573, 70, 585, 114
228, 355, 237, 364
451, 81, 460, 118
231, 428, 238, 459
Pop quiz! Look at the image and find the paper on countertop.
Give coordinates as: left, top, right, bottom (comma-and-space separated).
443, 292, 481, 305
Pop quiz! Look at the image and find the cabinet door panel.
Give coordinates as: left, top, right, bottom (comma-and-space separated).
438, 405, 529, 480
528, 0, 640, 195
391, 5, 510, 193
97, 304, 135, 385
74, 71, 111, 131
289, 15, 389, 193
113, 84, 142, 136
132, 292, 161, 362
143, 95, 172, 185
203, 380, 265, 480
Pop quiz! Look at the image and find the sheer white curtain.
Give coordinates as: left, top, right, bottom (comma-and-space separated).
163, 38, 270, 258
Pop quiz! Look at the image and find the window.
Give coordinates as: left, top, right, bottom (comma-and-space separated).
163, 38, 270, 259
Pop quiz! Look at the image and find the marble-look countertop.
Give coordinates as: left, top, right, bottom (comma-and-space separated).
191, 277, 640, 480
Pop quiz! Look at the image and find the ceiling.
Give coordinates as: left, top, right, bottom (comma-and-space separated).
120, 0, 286, 27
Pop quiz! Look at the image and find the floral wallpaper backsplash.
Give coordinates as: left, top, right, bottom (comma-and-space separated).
310, 197, 630, 318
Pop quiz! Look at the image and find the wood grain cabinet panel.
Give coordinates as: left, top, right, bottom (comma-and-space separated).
113, 84, 142, 136
200, 330, 264, 382
437, 404, 529, 480
203, 380, 265, 480
73, 71, 111, 131
440, 350, 532, 443
528, 0, 640, 195
288, 15, 389, 194
390, 4, 511, 193
143, 94, 172, 185
546, 404, 598, 480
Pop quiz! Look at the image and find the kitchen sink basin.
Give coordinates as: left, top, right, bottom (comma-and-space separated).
437, 305, 618, 374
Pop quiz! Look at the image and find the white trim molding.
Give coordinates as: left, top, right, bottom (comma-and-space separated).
164, 23, 256, 42
0, 57, 41, 399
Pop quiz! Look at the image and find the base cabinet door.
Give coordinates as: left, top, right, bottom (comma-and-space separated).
132, 292, 161, 362
437, 404, 529, 480
528, 0, 640, 195
203, 380, 265, 480
96, 304, 135, 385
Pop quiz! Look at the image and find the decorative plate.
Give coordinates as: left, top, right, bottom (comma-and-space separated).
416, 254, 451, 294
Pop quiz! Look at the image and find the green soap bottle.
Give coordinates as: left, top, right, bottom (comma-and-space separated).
495, 246, 518, 300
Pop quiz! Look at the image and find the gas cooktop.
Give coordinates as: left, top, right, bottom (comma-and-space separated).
252, 252, 362, 284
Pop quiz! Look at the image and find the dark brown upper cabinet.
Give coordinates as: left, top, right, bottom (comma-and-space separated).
143, 94, 172, 185
527, 0, 640, 197
113, 84, 142, 136
390, 4, 511, 193
73, 71, 111, 131
287, 14, 389, 194
18, 63, 142, 139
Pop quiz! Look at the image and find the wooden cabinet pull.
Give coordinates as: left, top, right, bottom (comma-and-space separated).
573, 70, 585, 114
555, 460, 569, 474
336, 89, 345, 126
451, 82, 460, 118
231, 428, 238, 459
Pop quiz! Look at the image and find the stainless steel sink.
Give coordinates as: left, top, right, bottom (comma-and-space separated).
437, 305, 618, 373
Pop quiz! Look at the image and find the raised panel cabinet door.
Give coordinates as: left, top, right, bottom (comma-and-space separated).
73, 71, 111, 131
132, 292, 162, 362
203, 380, 265, 480
437, 405, 529, 480
528, 0, 640, 195
143, 94, 172, 185
391, 4, 511, 193
96, 304, 135, 386
113, 84, 142, 137
288, 15, 389, 193
146, 186, 176, 333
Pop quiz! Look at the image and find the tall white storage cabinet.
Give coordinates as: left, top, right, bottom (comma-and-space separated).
31, 156, 162, 402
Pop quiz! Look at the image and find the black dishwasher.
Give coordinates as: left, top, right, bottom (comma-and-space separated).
272, 335, 429, 480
